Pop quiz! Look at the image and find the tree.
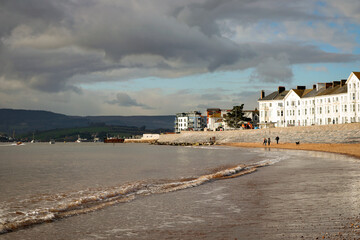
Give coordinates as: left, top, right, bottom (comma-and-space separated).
224, 104, 251, 129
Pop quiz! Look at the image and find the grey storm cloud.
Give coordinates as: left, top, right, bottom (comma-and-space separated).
0, 0, 359, 93
107, 93, 154, 110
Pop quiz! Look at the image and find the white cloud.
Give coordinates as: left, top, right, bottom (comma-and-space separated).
305, 65, 328, 72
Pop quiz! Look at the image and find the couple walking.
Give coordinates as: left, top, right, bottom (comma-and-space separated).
263, 136, 280, 146
263, 137, 271, 146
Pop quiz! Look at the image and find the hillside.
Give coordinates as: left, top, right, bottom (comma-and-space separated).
18, 125, 169, 142
0, 109, 174, 135
86, 115, 174, 130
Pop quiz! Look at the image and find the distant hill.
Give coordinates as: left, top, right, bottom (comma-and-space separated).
86, 115, 175, 130
0, 109, 175, 135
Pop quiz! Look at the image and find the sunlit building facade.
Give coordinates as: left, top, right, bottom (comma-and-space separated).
258, 72, 360, 127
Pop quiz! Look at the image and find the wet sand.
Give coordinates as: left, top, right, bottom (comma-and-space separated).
222, 142, 360, 239
223, 142, 360, 159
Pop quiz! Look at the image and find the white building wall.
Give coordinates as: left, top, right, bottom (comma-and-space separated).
347, 74, 360, 123
177, 117, 188, 131
258, 72, 360, 128
259, 100, 284, 127
299, 98, 315, 126
284, 91, 301, 127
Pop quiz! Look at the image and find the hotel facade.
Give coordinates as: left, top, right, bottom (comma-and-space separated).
258, 72, 360, 128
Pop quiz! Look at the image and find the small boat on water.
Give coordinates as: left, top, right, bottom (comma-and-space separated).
75, 135, 88, 143
30, 132, 38, 143
104, 137, 124, 143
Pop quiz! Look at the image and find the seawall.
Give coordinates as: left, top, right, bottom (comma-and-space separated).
158, 123, 360, 144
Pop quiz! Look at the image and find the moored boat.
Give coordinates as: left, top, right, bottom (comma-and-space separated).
104, 137, 124, 143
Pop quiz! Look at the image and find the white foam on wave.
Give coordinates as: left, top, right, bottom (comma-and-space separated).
254, 155, 286, 166
0, 144, 18, 147
0, 161, 272, 234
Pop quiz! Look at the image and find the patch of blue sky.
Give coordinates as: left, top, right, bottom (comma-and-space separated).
80, 70, 257, 94
292, 62, 359, 88
347, 23, 360, 54
315, 1, 326, 8
80, 81, 132, 91
315, 42, 342, 53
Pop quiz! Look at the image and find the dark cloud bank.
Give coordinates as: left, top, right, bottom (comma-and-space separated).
0, 0, 358, 94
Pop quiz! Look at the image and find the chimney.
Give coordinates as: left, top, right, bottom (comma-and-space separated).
313, 84, 316, 89
340, 79, 346, 87
332, 81, 340, 88
261, 90, 265, 99
278, 86, 285, 93
325, 82, 332, 89
296, 86, 306, 90
317, 83, 326, 91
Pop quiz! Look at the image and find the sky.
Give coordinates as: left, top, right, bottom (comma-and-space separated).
0, 0, 359, 116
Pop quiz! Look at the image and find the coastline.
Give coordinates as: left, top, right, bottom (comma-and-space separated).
223, 142, 360, 159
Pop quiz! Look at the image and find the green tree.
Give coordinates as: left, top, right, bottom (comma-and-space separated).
224, 104, 251, 129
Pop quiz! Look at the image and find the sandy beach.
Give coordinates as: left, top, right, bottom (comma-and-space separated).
223, 142, 360, 159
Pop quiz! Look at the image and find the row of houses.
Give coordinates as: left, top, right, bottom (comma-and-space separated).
258, 72, 360, 127
175, 108, 259, 132
175, 71, 360, 132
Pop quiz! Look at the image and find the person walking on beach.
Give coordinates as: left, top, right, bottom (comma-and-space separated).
275, 136, 279, 144
268, 137, 271, 146
263, 138, 267, 146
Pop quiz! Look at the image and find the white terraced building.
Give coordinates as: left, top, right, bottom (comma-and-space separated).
258, 72, 360, 128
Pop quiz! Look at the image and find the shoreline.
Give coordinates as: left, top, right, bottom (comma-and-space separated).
223, 142, 360, 160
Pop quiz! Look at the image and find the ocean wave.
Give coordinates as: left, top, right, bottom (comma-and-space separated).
0, 160, 277, 234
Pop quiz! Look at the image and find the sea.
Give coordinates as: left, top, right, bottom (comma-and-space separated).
1, 142, 360, 239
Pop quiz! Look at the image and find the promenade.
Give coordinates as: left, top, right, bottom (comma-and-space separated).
158, 123, 360, 144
